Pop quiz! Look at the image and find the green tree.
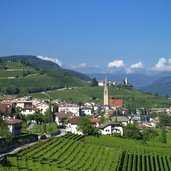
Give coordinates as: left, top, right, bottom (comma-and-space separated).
34, 113, 44, 124
159, 112, 171, 128
142, 128, 159, 143
91, 78, 98, 86
44, 107, 53, 123
100, 116, 105, 123
43, 121, 47, 134
127, 104, 132, 115
162, 124, 167, 143
159, 112, 170, 143
25, 114, 35, 122
78, 117, 99, 136
14, 107, 22, 117
123, 123, 141, 139
0, 117, 11, 139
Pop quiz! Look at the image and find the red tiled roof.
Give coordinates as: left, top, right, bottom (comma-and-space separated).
54, 112, 73, 119
89, 118, 100, 123
110, 99, 123, 107
69, 117, 80, 125
99, 121, 121, 129
5, 118, 23, 125
0, 103, 13, 114
22, 106, 40, 113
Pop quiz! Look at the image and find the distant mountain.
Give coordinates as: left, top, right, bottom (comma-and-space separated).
88, 73, 160, 88
1, 55, 91, 81
141, 77, 171, 97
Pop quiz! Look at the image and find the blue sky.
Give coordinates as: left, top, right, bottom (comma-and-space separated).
1, 0, 171, 74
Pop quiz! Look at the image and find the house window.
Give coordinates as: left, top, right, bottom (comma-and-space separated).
106, 129, 110, 132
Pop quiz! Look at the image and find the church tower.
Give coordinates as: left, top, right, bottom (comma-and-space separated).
103, 78, 109, 106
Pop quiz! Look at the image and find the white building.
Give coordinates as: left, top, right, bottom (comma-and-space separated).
66, 117, 82, 134
5, 118, 23, 136
20, 106, 40, 115
34, 102, 49, 115
58, 104, 80, 116
12, 100, 32, 109
99, 121, 123, 136
111, 116, 130, 126
80, 107, 92, 116
54, 111, 73, 126
128, 114, 141, 123
98, 81, 104, 87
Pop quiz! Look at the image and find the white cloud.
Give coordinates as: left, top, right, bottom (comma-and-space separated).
71, 63, 87, 69
130, 61, 143, 69
125, 61, 144, 74
107, 60, 125, 68
168, 58, 171, 64
153, 57, 171, 71
37, 55, 63, 67
125, 68, 133, 74
155, 57, 166, 69
107, 60, 144, 74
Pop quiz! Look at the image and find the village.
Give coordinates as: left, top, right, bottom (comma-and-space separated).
0, 78, 170, 142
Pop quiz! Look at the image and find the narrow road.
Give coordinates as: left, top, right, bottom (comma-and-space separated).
1, 130, 66, 156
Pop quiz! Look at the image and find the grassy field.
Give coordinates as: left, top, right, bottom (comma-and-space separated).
31, 86, 171, 108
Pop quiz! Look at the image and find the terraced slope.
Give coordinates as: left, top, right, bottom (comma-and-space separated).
1, 134, 171, 171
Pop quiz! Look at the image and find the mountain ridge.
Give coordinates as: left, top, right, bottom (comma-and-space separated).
0, 55, 91, 81
141, 76, 171, 97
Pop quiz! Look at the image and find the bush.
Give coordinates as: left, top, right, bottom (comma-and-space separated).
2, 86, 20, 94
142, 128, 159, 142
123, 124, 141, 140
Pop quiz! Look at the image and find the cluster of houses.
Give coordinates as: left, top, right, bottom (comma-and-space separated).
0, 96, 50, 136
55, 111, 128, 136
0, 92, 165, 137
0, 96, 127, 136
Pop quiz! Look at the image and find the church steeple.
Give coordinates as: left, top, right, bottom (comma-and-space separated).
104, 78, 109, 106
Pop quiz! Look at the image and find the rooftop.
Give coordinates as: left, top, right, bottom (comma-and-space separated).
5, 118, 23, 125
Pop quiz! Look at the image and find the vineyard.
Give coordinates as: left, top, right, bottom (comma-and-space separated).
1, 133, 171, 171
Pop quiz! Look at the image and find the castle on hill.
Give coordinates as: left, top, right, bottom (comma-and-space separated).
99, 77, 128, 87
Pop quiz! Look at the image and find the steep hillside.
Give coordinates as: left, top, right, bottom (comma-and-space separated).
1, 55, 91, 81
142, 76, 171, 97
0, 59, 89, 95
